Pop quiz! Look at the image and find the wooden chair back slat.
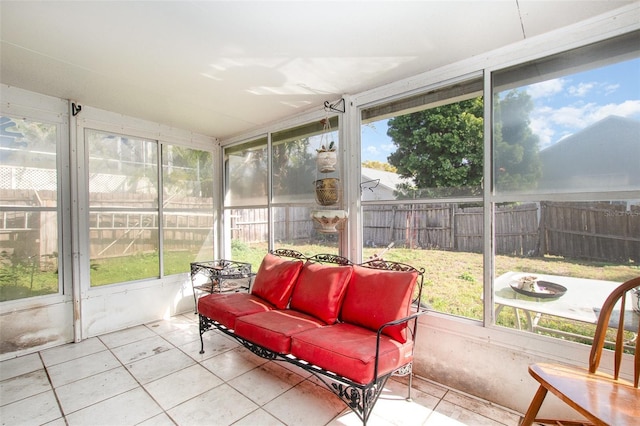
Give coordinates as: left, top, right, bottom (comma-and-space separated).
614, 296, 626, 380
635, 316, 640, 387
588, 276, 640, 387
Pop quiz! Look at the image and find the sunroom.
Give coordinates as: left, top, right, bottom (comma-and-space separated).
1, 1, 638, 425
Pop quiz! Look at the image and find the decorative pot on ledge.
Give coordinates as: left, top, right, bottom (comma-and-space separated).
311, 210, 348, 233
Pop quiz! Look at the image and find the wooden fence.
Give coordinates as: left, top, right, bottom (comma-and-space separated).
230, 201, 639, 263
540, 201, 640, 263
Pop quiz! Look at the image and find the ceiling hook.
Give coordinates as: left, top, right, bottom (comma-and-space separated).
324, 98, 345, 114
72, 102, 82, 116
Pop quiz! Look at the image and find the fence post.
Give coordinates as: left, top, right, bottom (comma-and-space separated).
537, 202, 546, 257
451, 204, 456, 251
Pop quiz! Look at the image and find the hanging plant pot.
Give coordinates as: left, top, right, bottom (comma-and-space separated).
316, 150, 337, 173
314, 178, 340, 206
311, 210, 348, 233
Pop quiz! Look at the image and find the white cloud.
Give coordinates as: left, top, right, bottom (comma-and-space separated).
366, 145, 380, 156
380, 143, 395, 153
568, 82, 596, 97
529, 116, 555, 149
603, 83, 620, 95
587, 100, 640, 122
527, 78, 565, 98
532, 100, 640, 148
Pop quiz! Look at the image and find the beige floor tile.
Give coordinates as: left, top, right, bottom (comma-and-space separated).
401, 375, 449, 400
442, 391, 521, 425
98, 325, 157, 349
0, 390, 62, 425
40, 337, 106, 367
200, 346, 267, 381
228, 361, 305, 406
262, 379, 345, 426
110, 335, 173, 364
147, 315, 197, 336
168, 383, 258, 426
430, 399, 507, 426
125, 347, 195, 384
64, 387, 162, 426
383, 378, 441, 411
137, 412, 178, 426
55, 366, 137, 414
160, 324, 201, 347
143, 363, 223, 410
42, 417, 67, 426
0, 369, 51, 406
47, 350, 120, 388
371, 387, 435, 425
180, 330, 240, 361
0, 353, 42, 381
233, 408, 286, 425
329, 409, 397, 426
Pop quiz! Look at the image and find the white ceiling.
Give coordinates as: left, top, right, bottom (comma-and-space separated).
0, 1, 634, 141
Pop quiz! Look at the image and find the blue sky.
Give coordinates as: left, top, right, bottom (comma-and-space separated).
361, 58, 640, 163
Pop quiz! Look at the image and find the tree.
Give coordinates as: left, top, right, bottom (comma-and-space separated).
387, 97, 484, 197
493, 90, 542, 191
386, 91, 541, 197
271, 138, 315, 199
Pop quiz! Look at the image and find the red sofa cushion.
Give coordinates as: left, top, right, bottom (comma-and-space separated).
250, 253, 304, 309
289, 262, 353, 324
290, 323, 414, 385
340, 265, 418, 343
234, 310, 324, 354
197, 293, 274, 329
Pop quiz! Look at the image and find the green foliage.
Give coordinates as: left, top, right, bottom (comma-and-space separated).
271, 138, 316, 198
387, 97, 484, 197
231, 239, 249, 252
386, 91, 543, 197
0, 252, 58, 302
163, 146, 214, 198
458, 271, 476, 282
493, 90, 542, 191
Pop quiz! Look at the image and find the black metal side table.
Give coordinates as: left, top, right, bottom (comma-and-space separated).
190, 260, 254, 313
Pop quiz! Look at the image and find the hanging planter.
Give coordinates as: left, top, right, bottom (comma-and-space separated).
316, 141, 337, 173
316, 117, 337, 173
314, 178, 340, 206
311, 210, 348, 233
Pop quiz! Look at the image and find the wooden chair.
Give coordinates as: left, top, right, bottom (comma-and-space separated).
521, 276, 640, 426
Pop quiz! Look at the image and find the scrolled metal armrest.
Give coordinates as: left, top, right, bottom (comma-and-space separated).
372, 309, 429, 382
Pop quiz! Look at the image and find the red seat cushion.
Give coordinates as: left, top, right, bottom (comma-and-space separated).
289, 262, 353, 324
290, 323, 414, 385
250, 253, 304, 309
197, 293, 274, 329
340, 265, 418, 343
234, 310, 324, 354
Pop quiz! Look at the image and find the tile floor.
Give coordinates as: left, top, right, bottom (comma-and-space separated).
1, 314, 523, 426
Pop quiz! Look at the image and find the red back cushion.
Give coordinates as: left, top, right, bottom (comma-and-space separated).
250, 253, 304, 309
289, 262, 353, 324
340, 265, 418, 343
